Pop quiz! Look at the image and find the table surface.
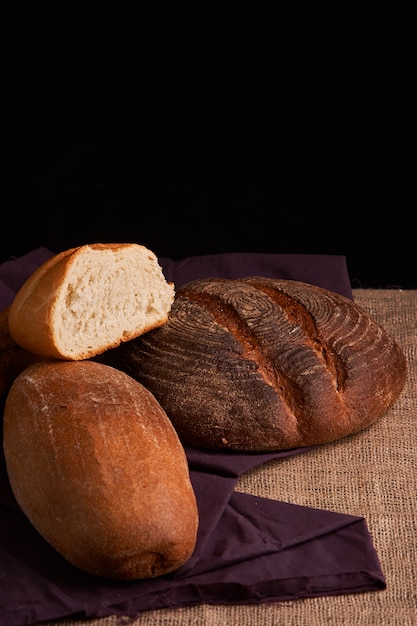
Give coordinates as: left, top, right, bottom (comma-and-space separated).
28, 289, 417, 626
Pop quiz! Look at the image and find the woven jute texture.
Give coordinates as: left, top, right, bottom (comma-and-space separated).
41, 289, 417, 626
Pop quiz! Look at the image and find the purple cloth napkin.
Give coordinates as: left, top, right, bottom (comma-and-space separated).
0, 249, 353, 310
160, 252, 353, 297
0, 249, 384, 626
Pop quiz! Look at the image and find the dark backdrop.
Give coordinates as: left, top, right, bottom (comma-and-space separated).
5, 77, 416, 288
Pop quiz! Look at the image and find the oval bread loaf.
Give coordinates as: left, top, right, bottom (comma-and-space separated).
101, 277, 407, 451
3, 360, 198, 579
8, 243, 175, 360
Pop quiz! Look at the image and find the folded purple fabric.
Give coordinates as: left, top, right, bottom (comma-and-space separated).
160, 252, 353, 298
0, 249, 353, 311
0, 249, 384, 626
0, 247, 55, 310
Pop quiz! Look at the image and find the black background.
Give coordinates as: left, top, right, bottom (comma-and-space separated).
5, 71, 416, 289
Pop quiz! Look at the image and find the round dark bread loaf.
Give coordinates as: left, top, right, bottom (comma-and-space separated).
101, 277, 407, 451
3, 360, 198, 579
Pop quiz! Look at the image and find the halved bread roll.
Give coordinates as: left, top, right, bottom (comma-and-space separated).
8, 243, 175, 360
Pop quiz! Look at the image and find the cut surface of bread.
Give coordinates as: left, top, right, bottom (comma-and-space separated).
8, 243, 175, 360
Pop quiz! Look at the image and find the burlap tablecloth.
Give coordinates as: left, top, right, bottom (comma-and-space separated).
36, 288, 416, 626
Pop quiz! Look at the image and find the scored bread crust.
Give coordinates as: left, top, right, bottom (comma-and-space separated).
3, 360, 198, 579
101, 276, 407, 451
8, 243, 175, 360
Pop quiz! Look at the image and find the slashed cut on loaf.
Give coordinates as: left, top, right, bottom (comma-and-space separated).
101, 277, 407, 452
8, 243, 175, 360
3, 360, 199, 580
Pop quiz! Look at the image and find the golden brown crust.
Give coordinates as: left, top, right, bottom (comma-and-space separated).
102, 277, 407, 451
3, 360, 198, 579
8, 243, 175, 360
8, 247, 102, 359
